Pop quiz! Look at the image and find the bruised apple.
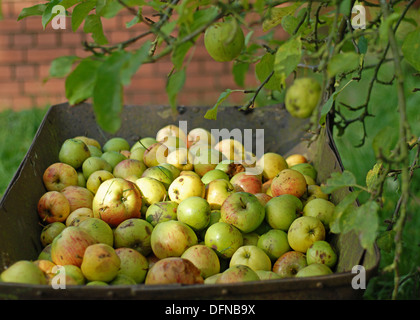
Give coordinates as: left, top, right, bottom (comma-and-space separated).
37, 191, 71, 224
272, 251, 308, 278
145, 257, 203, 285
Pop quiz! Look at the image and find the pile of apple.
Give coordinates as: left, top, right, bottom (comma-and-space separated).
0, 124, 339, 286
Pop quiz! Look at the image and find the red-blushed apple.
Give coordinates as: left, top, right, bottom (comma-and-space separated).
215, 264, 260, 284
156, 124, 188, 146
143, 142, 169, 168
302, 198, 335, 230
166, 148, 194, 171
254, 193, 272, 206
262, 179, 272, 194
86, 170, 115, 194
82, 156, 113, 180
43, 162, 79, 192
257, 229, 291, 261
78, 217, 114, 247
37, 191, 71, 224
286, 153, 308, 167
265, 194, 302, 231
271, 168, 307, 198
295, 263, 333, 278
51, 226, 98, 267
59, 138, 91, 170
187, 127, 216, 148
113, 158, 147, 180
177, 196, 211, 232
256, 152, 288, 181
60, 185, 94, 212
103, 137, 130, 153
214, 139, 246, 162
40, 221, 66, 247
134, 177, 167, 207
168, 174, 205, 203
229, 245, 272, 271
230, 172, 262, 194
141, 165, 174, 190
92, 178, 143, 227
306, 240, 337, 269
65, 207, 93, 227
220, 192, 265, 233
272, 251, 308, 278
150, 220, 198, 259
113, 218, 154, 256
115, 247, 149, 284
81, 243, 121, 282
145, 200, 178, 226
204, 221, 243, 259
201, 169, 230, 185
287, 216, 326, 253
181, 244, 220, 279
205, 178, 235, 210
145, 257, 204, 285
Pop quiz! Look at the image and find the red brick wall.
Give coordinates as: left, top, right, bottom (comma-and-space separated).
0, 0, 260, 111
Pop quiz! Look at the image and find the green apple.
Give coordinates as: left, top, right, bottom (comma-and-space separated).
1, 260, 47, 285
145, 200, 178, 226
78, 217, 114, 247
74, 135, 101, 150
177, 196, 211, 232
306, 240, 337, 269
271, 169, 307, 198
81, 243, 121, 282
303, 198, 335, 229
215, 265, 260, 284
82, 156, 113, 180
159, 163, 180, 179
167, 148, 194, 171
285, 154, 308, 167
256, 152, 288, 181
272, 251, 308, 278
285, 77, 321, 119
135, 177, 167, 207
77, 172, 86, 187
204, 273, 222, 284
168, 174, 205, 203
103, 137, 130, 152
131, 137, 158, 152
204, 221, 243, 259
141, 165, 174, 190
256, 270, 282, 280
113, 218, 154, 256
86, 170, 115, 194
265, 194, 302, 231
291, 163, 317, 181
108, 273, 137, 285
113, 159, 147, 180
87, 145, 103, 157
205, 178, 235, 210
143, 142, 169, 167
229, 245, 272, 271
150, 220, 198, 259
204, 17, 245, 62
242, 232, 260, 246
65, 207, 93, 227
192, 146, 224, 177
287, 216, 326, 253
220, 192, 265, 233
214, 139, 246, 162
59, 138, 91, 169
156, 124, 187, 145
101, 151, 127, 169
201, 169, 229, 185
181, 244, 220, 279
40, 221, 66, 247
129, 147, 146, 162
115, 247, 149, 284
257, 229, 291, 261
295, 263, 333, 278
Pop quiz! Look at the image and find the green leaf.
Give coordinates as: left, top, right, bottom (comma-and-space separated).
376, 230, 396, 253
204, 89, 234, 120
171, 41, 194, 70
366, 162, 384, 192
232, 62, 249, 87
358, 36, 368, 55
353, 201, 380, 250
72, 0, 96, 32
327, 52, 359, 78
372, 126, 398, 158
256, 53, 281, 91
281, 14, 299, 35
93, 51, 132, 133
262, 2, 302, 32
166, 69, 186, 112
330, 190, 362, 234
121, 41, 152, 86
273, 36, 302, 88
41, 0, 61, 29
17, 4, 46, 21
96, 0, 124, 18
49, 55, 79, 78
379, 12, 400, 46
83, 14, 108, 45
321, 170, 357, 194
65, 58, 101, 106
402, 28, 420, 72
